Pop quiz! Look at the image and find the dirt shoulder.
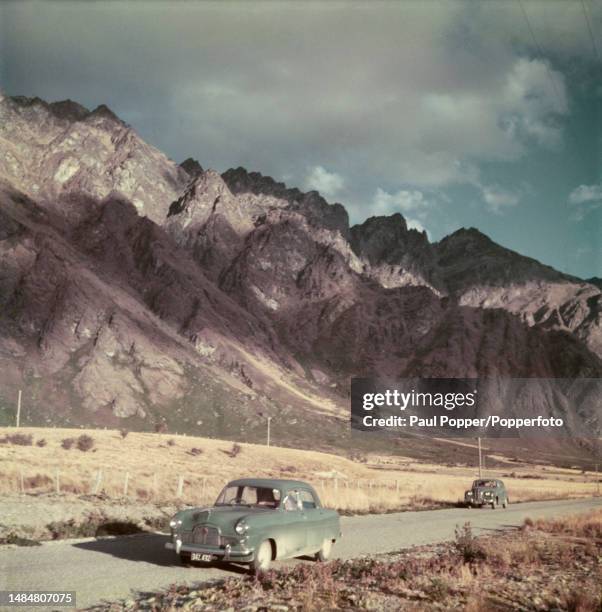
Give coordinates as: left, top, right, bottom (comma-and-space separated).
0, 493, 177, 544
84, 510, 602, 612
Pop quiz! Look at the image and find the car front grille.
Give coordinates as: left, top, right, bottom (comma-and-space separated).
191, 525, 220, 546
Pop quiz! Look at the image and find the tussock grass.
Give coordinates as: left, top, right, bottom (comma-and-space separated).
523, 508, 602, 539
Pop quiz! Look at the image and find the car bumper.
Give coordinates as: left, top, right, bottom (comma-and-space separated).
165, 540, 254, 563
466, 499, 492, 507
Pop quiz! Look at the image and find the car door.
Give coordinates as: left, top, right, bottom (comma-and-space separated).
298, 488, 323, 551
277, 491, 307, 558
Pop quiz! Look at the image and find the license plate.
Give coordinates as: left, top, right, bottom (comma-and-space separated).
191, 553, 215, 562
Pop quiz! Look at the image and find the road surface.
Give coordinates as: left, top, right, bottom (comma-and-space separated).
0, 498, 599, 609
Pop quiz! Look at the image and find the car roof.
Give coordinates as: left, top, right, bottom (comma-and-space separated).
226, 478, 314, 491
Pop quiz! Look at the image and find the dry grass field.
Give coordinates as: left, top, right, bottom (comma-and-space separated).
0, 427, 599, 513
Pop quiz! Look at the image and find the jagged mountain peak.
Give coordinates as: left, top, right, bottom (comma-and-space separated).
88, 103, 125, 125
180, 157, 204, 179
222, 166, 350, 237
0, 94, 189, 224
222, 166, 293, 198
436, 226, 573, 284
7, 95, 124, 126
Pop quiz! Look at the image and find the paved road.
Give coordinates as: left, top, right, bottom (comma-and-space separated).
0, 498, 600, 610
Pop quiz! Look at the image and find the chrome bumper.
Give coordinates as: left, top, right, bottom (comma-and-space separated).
165, 540, 254, 562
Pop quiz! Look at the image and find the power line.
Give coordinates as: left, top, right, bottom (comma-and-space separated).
516, 0, 594, 180
580, 0, 600, 61
516, 0, 567, 115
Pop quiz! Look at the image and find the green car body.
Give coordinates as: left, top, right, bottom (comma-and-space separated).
464, 478, 509, 509
165, 478, 341, 572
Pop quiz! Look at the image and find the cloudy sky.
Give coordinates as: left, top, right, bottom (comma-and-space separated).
1, 1, 600, 278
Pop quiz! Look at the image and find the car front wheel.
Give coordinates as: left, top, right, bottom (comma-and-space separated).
315, 539, 333, 562
252, 540, 272, 574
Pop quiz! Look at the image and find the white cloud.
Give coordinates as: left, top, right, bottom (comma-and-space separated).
372, 187, 431, 214
371, 188, 433, 235
568, 183, 602, 220
480, 184, 520, 213
500, 58, 568, 149
569, 184, 602, 205
305, 166, 344, 197
406, 218, 428, 236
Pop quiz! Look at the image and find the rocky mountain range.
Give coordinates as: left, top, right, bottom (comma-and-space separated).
0, 94, 600, 449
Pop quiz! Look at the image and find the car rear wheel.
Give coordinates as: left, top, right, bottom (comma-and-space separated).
502, 498, 508, 509
315, 538, 333, 562
491, 498, 498, 509
252, 540, 272, 574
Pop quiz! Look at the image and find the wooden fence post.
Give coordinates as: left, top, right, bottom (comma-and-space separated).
123, 472, 129, 497
93, 469, 102, 495
177, 475, 184, 498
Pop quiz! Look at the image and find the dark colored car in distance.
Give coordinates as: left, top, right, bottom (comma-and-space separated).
464, 479, 509, 509
166, 478, 341, 573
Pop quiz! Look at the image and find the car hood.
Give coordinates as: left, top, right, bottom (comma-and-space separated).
177, 506, 273, 531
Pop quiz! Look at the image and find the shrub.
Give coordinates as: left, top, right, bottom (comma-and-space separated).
25, 474, 52, 488
5, 433, 33, 446
188, 447, 203, 456
453, 522, 486, 563
76, 434, 94, 452
61, 438, 75, 450
167, 438, 176, 447
154, 422, 168, 434
222, 443, 242, 458
36, 438, 47, 447
120, 429, 129, 439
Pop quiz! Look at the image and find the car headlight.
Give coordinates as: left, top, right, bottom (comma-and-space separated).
170, 518, 182, 528
465, 491, 472, 496
235, 520, 249, 535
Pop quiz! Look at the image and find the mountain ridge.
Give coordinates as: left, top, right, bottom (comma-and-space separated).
0, 94, 600, 446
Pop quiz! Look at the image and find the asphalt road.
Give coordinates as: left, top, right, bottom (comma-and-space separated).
0, 498, 600, 610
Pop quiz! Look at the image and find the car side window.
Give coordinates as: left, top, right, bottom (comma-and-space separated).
298, 489, 317, 509
283, 492, 300, 511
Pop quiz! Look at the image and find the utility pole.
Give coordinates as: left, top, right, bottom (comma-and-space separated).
478, 437, 482, 478
596, 438, 600, 497
16, 389, 22, 428
266, 416, 272, 447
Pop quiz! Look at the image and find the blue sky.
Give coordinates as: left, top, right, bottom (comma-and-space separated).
1, 1, 600, 278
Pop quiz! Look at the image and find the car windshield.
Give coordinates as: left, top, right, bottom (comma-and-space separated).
473, 480, 496, 488
215, 485, 281, 508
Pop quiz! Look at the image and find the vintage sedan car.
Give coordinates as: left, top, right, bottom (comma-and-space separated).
464, 478, 509, 509
166, 478, 341, 573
